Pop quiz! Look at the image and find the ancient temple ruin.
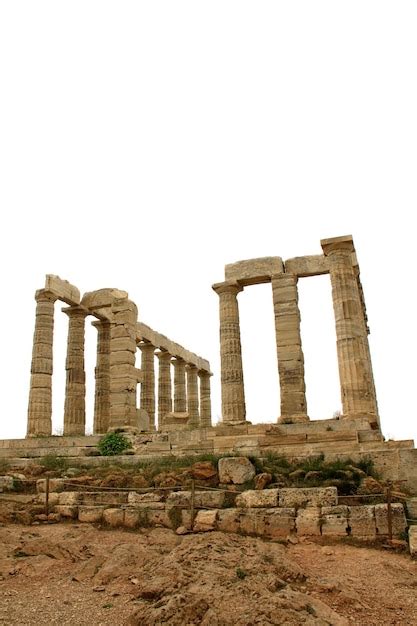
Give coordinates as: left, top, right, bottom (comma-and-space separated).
26, 276, 212, 437
213, 234, 379, 429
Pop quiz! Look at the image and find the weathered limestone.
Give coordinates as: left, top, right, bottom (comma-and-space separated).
63, 306, 88, 436
235, 489, 279, 508
139, 342, 156, 431
186, 364, 199, 428
27, 290, 57, 436
279, 487, 338, 508
172, 357, 186, 413
198, 370, 212, 428
108, 298, 139, 430
218, 457, 256, 484
156, 351, 172, 427
321, 236, 379, 424
225, 257, 284, 286
92, 320, 110, 434
212, 281, 246, 423
272, 274, 308, 423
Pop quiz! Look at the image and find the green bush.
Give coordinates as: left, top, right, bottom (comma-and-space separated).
98, 432, 132, 456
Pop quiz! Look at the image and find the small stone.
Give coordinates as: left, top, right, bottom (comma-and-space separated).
175, 526, 189, 535
93, 586, 106, 592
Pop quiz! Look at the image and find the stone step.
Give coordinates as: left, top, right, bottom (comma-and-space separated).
0, 436, 101, 450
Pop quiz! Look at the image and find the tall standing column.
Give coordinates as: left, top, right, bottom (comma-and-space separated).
108, 298, 138, 430
139, 342, 156, 430
156, 351, 172, 428
63, 306, 88, 435
198, 370, 212, 428
212, 281, 246, 423
92, 320, 110, 434
186, 364, 199, 428
321, 235, 379, 424
27, 290, 57, 436
272, 273, 309, 423
172, 357, 186, 412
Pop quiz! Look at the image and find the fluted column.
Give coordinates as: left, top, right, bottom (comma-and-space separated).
139, 342, 156, 430
92, 320, 110, 434
186, 364, 199, 428
321, 235, 379, 424
172, 357, 186, 412
27, 290, 57, 436
198, 370, 212, 428
272, 273, 309, 423
156, 351, 172, 428
108, 298, 138, 430
212, 281, 246, 423
63, 306, 88, 435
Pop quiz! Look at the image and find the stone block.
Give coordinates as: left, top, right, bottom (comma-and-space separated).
58, 492, 80, 505
147, 509, 172, 528
279, 487, 337, 508
235, 489, 279, 508
78, 506, 104, 523
193, 509, 218, 532
54, 505, 78, 519
348, 506, 376, 538
0, 476, 14, 492
218, 457, 256, 484
239, 510, 264, 535
166, 490, 225, 509
103, 508, 125, 527
216, 508, 241, 533
284, 255, 329, 277
409, 526, 417, 558
225, 257, 284, 285
296, 507, 322, 536
264, 508, 296, 538
321, 505, 349, 536
375, 503, 407, 537
45, 275, 81, 305
128, 492, 163, 505
36, 492, 60, 506
37, 478, 66, 493
406, 498, 417, 523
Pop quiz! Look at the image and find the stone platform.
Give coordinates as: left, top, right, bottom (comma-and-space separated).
1, 418, 416, 493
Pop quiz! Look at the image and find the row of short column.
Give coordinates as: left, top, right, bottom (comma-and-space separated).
213, 236, 379, 426
139, 342, 212, 430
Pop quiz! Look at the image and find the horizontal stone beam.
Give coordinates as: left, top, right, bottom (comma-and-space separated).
284, 255, 329, 277
45, 275, 80, 305
136, 322, 211, 373
225, 257, 284, 286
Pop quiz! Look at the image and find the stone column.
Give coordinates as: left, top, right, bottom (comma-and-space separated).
27, 289, 57, 437
156, 351, 172, 428
172, 357, 186, 412
108, 298, 138, 430
212, 281, 246, 423
139, 342, 156, 430
321, 235, 379, 424
63, 306, 88, 436
186, 364, 199, 428
272, 274, 309, 423
198, 370, 212, 428
92, 320, 110, 434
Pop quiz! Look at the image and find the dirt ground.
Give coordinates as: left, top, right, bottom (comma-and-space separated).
0, 523, 416, 625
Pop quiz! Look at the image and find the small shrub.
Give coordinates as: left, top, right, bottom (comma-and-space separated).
98, 432, 132, 456
39, 455, 69, 472
236, 568, 247, 580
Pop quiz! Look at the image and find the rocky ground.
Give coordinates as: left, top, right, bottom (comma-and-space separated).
0, 523, 416, 625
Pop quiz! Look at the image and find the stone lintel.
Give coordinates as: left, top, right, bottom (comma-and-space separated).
81, 288, 129, 309
224, 257, 284, 286
136, 322, 211, 374
321, 234, 355, 255
284, 255, 329, 277
45, 275, 81, 305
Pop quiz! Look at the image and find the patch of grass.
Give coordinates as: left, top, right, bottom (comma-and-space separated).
0, 460, 10, 474
39, 455, 69, 472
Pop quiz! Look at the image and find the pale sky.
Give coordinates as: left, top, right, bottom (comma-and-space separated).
0, 2, 416, 445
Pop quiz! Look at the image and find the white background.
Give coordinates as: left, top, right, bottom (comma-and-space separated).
0, 2, 416, 444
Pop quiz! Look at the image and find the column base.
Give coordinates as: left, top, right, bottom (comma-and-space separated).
278, 414, 310, 424
341, 412, 380, 430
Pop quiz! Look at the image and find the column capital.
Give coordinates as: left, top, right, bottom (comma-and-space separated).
91, 319, 111, 329
321, 234, 355, 256
185, 363, 198, 372
35, 289, 57, 303
62, 305, 89, 318
212, 281, 243, 296
155, 350, 172, 362
138, 341, 155, 354
198, 369, 212, 378
171, 356, 185, 366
